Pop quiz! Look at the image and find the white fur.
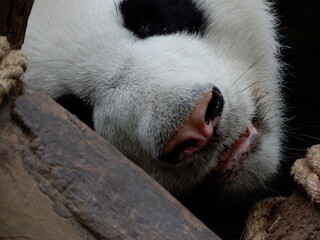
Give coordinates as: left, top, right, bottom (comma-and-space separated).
23, 0, 283, 195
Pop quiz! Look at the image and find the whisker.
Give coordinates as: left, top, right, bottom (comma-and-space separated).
232, 51, 269, 86
298, 134, 320, 141
235, 79, 269, 94
113, 0, 119, 16
289, 135, 315, 145
282, 147, 307, 152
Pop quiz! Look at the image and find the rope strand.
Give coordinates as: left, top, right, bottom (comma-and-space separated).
0, 36, 27, 104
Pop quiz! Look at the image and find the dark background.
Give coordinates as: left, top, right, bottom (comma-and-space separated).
275, 0, 320, 195
278, 0, 320, 160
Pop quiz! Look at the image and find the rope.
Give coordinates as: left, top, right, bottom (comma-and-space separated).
243, 144, 320, 239
242, 197, 286, 240
291, 144, 320, 205
0, 36, 27, 104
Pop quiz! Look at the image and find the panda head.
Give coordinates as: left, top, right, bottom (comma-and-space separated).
24, 0, 283, 197
92, 0, 283, 195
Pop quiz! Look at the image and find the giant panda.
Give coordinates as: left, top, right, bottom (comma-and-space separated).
22, 0, 283, 238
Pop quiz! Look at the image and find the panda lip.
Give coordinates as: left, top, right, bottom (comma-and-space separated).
213, 122, 259, 174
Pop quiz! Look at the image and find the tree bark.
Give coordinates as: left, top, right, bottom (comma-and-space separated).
0, 0, 34, 49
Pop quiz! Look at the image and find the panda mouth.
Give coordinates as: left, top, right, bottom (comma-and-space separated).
213, 122, 259, 177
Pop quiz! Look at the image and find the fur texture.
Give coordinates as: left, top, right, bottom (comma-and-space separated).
23, 0, 283, 197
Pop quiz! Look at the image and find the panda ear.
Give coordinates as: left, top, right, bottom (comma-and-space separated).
56, 94, 94, 129
119, 0, 208, 39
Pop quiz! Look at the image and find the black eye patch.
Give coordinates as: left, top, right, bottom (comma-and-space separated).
119, 0, 207, 39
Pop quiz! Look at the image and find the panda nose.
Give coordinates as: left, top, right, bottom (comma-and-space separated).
162, 87, 224, 163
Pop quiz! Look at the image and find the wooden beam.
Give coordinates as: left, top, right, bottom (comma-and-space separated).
0, 0, 34, 49
0, 84, 221, 240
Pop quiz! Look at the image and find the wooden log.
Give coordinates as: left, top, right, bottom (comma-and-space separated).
0, 0, 34, 49
0, 84, 221, 240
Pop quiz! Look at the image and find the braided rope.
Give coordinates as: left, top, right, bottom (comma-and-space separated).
243, 145, 320, 239
242, 197, 286, 240
0, 36, 27, 104
291, 145, 320, 205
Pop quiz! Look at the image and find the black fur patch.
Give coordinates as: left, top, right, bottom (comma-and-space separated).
119, 0, 207, 38
56, 94, 94, 129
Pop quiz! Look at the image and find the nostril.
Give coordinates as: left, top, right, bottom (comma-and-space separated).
161, 139, 197, 164
205, 87, 224, 125
162, 87, 224, 163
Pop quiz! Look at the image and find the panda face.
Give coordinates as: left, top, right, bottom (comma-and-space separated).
23, 0, 283, 196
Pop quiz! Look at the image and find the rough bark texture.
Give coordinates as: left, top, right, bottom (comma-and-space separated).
0, 0, 34, 49
0, 85, 221, 240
